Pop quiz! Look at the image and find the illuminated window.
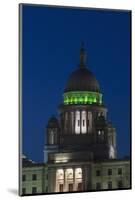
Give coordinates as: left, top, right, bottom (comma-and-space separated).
75, 168, 82, 179
50, 131, 54, 144
67, 168, 73, 179
57, 169, 64, 180
98, 130, 101, 135
64, 92, 102, 105
75, 111, 80, 134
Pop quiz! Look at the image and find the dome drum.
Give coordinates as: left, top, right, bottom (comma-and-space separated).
63, 91, 102, 105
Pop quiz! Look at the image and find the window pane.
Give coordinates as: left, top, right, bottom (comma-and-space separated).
117, 180, 123, 188
22, 188, 26, 195
69, 183, 73, 192
118, 168, 122, 175
108, 181, 112, 189
78, 182, 82, 191
32, 187, 37, 194
108, 169, 112, 175
32, 174, 37, 180
96, 170, 101, 176
22, 174, 26, 181
59, 184, 63, 192
96, 182, 101, 190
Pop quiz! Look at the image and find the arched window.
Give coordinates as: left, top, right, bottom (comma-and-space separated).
75, 111, 80, 134
81, 111, 86, 134
49, 130, 54, 144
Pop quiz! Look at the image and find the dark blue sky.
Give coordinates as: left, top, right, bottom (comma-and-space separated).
22, 5, 131, 162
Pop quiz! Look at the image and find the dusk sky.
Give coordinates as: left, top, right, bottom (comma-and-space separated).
22, 4, 131, 162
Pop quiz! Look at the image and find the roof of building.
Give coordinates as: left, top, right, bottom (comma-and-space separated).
64, 44, 100, 93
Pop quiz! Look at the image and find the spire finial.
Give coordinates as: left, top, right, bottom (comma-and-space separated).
79, 42, 86, 67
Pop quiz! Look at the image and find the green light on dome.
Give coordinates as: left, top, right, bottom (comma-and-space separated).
63, 91, 103, 105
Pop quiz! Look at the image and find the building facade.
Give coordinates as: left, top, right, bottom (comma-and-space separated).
21, 45, 130, 195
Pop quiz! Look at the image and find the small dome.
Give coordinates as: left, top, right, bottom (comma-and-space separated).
64, 67, 100, 93
47, 116, 59, 128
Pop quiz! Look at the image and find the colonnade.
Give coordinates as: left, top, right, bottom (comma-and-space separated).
55, 167, 83, 192
64, 111, 92, 134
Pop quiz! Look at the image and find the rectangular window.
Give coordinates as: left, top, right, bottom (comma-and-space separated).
117, 180, 123, 188
78, 182, 82, 191
68, 183, 73, 192
108, 169, 112, 176
78, 120, 80, 126
59, 184, 63, 192
32, 187, 37, 194
46, 186, 48, 192
22, 174, 26, 181
87, 120, 89, 126
118, 168, 122, 175
32, 174, 37, 181
96, 182, 101, 190
83, 119, 85, 126
22, 188, 26, 195
108, 181, 112, 189
96, 170, 101, 176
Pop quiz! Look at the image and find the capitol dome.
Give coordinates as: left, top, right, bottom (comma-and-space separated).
64, 67, 100, 93
64, 44, 100, 93
63, 44, 102, 105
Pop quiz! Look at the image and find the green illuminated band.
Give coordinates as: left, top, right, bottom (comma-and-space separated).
63, 91, 102, 105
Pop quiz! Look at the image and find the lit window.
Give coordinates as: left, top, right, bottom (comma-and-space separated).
98, 130, 101, 135
75, 168, 82, 179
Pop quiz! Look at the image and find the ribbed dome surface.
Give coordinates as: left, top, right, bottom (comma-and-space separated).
64, 67, 100, 93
